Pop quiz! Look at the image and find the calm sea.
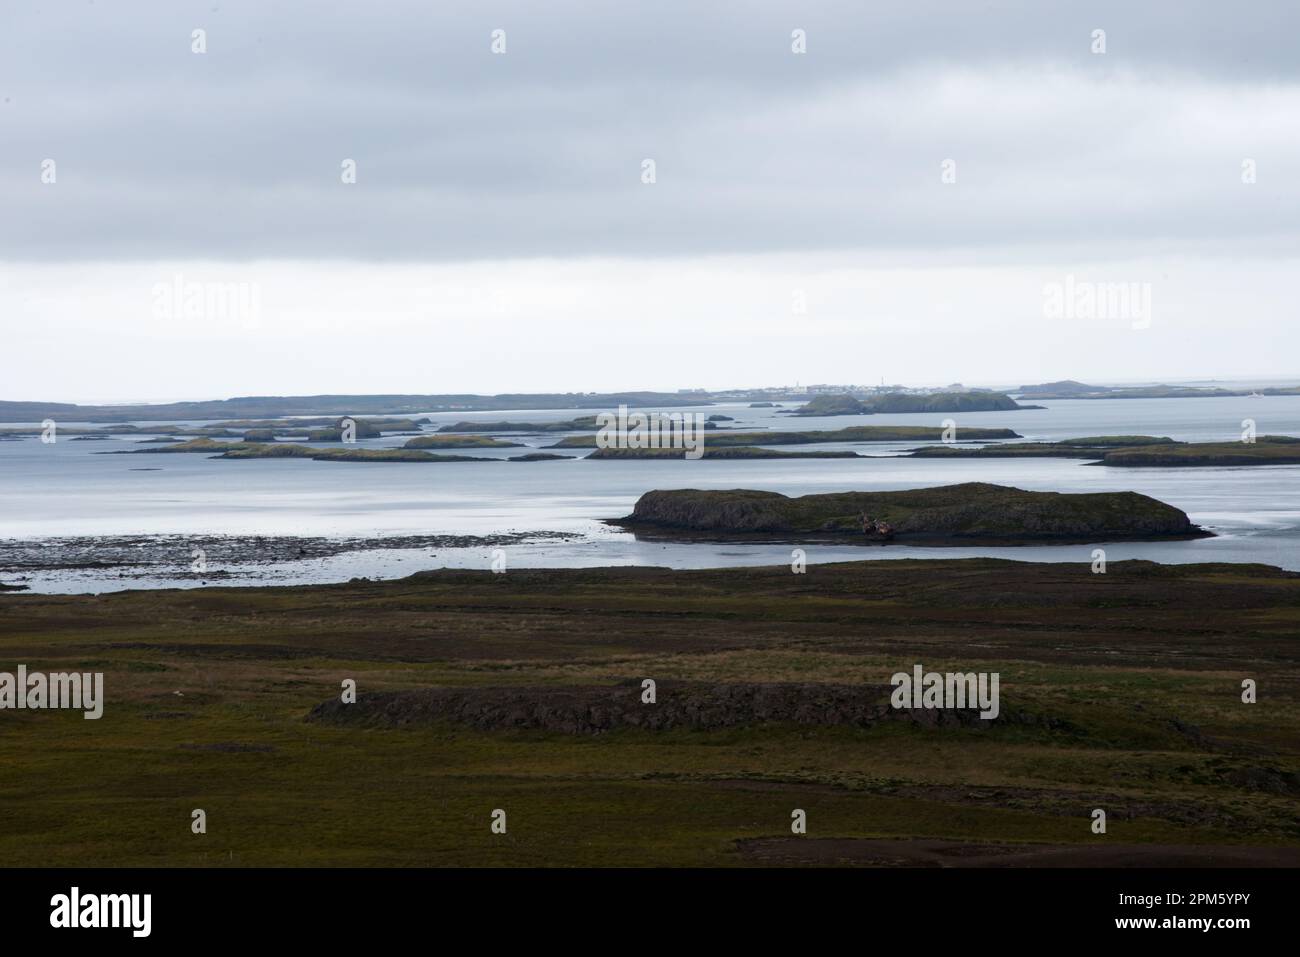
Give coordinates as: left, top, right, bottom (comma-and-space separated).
2, 395, 1298, 591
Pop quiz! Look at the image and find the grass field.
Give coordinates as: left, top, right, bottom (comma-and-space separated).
1, 559, 1297, 866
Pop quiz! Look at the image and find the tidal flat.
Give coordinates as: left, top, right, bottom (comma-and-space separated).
1, 559, 1296, 867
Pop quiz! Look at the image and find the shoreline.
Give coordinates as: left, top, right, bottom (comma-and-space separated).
0, 543, 1278, 597
606, 522, 1216, 547
0, 530, 584, 591
0, 524, 1233, 595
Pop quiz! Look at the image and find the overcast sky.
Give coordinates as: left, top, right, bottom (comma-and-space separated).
2, 1, 1298, 402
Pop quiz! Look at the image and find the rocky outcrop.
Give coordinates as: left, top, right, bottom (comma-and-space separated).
860, 514, 895, 540
306, 680, 1001, 734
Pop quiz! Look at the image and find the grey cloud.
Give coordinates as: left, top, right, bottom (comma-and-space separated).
1, 0, 1298, 261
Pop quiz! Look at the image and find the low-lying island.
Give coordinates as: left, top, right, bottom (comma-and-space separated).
612, 482, 1209, 545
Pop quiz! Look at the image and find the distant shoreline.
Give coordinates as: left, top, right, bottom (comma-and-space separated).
6, 382, 1300, 423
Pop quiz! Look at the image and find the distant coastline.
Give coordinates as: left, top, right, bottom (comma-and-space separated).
7, 378, 1300, 423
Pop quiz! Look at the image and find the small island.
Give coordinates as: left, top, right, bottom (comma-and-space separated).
612, 482, 1207, 545
404, 435, 524, 449
112, 438, 492, 463
791, 391, 1040, 416
911, 435, 1300, 466
586, 447, 861, 460
549, 425, 1021, 448
436, 417, 599, 433
219, 444, 490, 463
1017, 379, 1300, 400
